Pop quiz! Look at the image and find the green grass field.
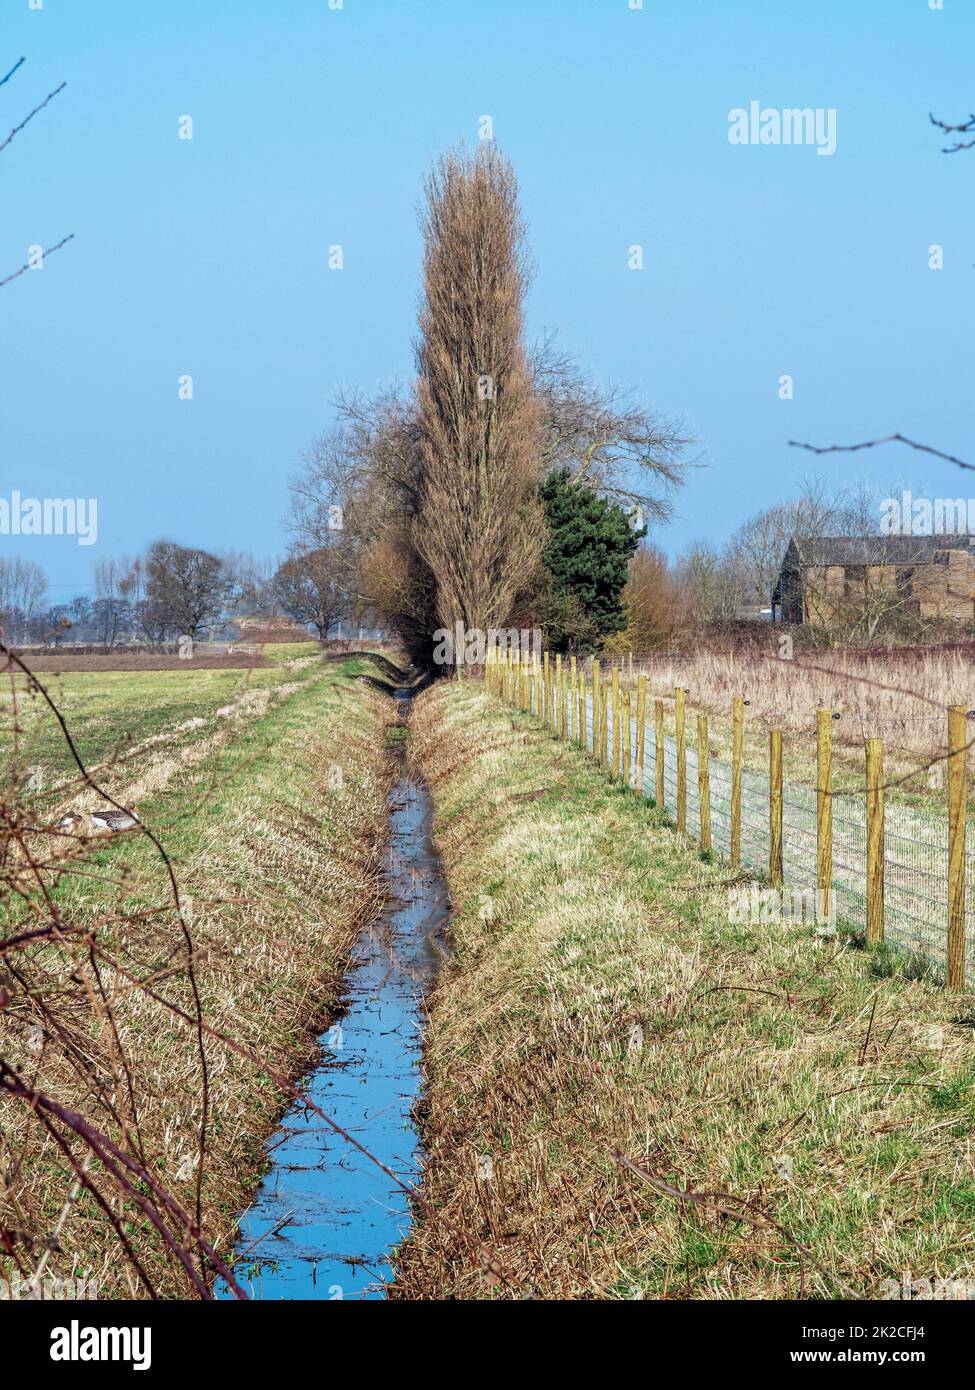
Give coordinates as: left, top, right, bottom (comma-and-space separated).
395, 680, 975, 1300
1, 643, 325, 786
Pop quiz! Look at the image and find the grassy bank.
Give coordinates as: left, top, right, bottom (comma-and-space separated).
396, 679, 975, 1300
0, 655, 397, 1297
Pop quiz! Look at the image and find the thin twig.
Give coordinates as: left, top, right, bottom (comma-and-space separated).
0, 79, 65, 154
0, 58, 26, 89
788, 434, 973, 474
0, 233, 74, 289
929, 110, 975, 154
612, 1149, 860, 1298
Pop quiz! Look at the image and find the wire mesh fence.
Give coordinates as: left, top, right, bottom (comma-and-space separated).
489, 654, 974, 989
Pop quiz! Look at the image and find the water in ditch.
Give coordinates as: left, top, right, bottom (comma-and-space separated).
217, 688, 447, 1299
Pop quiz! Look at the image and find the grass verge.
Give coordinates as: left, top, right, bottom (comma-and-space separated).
395, 679, 975, 1300
1, 656, 396, 1297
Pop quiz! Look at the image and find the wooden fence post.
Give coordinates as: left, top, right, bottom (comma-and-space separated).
698, 714, 712, 852
635, 675, 647, 795
577, 672, 585, 748
948, 705, 968, 991
592, 658, 601, 758
600, 686, 609, 767
622, 690, 632, 786
569, 655, 577, 739
555, 654, 562, 735
561, 661, 569, 740
542, 652, 550, 726
817, 710, 833, 923
865, 737, 884, 947
612, 668, 620, 778
731, 696, 743, 867
655, 698, 665, 809
675, 688, 686, 834
769, 729, 783, 889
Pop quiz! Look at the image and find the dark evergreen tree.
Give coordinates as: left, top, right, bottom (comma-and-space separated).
539, 468, 645, 651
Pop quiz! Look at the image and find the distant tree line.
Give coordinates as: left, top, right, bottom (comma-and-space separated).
0, 541, 360, 649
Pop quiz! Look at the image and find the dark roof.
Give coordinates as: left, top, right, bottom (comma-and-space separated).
786, 535, 975, 568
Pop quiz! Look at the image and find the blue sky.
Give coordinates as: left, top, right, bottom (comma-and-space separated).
2, 0, 972, 599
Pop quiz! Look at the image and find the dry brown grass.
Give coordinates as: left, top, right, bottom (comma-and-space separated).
0, 658, 394, 1297
395, 680, 975, 1300
632, 647, 967, 750
623, 647, 974, 806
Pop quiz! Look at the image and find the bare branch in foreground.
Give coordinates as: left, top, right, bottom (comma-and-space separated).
0, 232, 74, 289
930, 110, 975, 154
0, 78, 66, 154
788, 434, 973, 473
0, 57, 26, 89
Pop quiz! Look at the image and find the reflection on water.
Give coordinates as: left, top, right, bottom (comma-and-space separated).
218, 698, 447, 1300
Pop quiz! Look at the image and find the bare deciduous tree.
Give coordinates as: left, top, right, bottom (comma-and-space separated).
530, 335, 690, 515
620, 545, 675, 649
288, 148, 690, 666
272, 546, 350, 642
673, 540, 743, 625
413, 145, 545, 654
141, 540, 229, 642
0, 556, 47, 642
724, 478, 865, 609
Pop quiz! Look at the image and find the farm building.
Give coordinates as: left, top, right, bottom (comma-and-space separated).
771, 535, 975, 626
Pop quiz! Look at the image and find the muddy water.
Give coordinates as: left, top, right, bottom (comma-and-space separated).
217, 690, 447, 1299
